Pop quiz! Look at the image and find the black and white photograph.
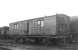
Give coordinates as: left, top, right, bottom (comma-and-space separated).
0, 0, 78, 50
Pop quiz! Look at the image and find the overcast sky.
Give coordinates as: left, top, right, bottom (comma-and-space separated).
0, 0, 78, 27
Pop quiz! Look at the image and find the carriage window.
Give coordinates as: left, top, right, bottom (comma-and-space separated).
14, 24, 17, 29
38, 20, 44, 27
14, 24, 19, 29
38, 21, 41, 25
41, 21, 44, 27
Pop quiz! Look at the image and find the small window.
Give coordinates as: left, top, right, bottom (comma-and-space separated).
38, 20, 44, 27
14, 24, 17, 29
38, 21, 41, 25
14, 24, 19, 29
41, 21, 44, 27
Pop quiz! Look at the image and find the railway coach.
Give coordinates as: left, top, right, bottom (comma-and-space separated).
8, 14, 71, 45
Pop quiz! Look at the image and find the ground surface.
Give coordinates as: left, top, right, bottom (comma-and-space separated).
0, 40, 78, 50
